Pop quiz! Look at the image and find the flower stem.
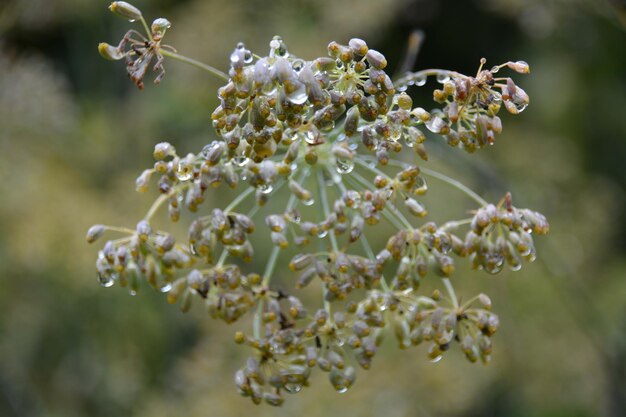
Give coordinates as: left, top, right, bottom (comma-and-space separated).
139, 16, 152, 40
330, 168, 391, 292
442, 277, 459, 309
420, 167, 488, 206
160, 49, 229, 81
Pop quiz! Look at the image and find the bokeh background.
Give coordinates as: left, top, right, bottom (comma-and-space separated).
1, 0, 625, 416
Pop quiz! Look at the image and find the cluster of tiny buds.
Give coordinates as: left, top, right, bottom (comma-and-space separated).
91, 2, 548, 406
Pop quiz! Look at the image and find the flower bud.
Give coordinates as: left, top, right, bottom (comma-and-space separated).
153, 142, 176, 160
108, 1, 142, 22
98, 43, 124, 61
289, 254, 313, 271
506, 60, 530, 74
86, 225, 106, 243
151, 18, 171, 40
270, 231, 288, 248
365, 49, 387, 69
135, 169, 153, 192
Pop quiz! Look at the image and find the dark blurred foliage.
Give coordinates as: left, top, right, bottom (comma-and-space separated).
1, 0, 625, 416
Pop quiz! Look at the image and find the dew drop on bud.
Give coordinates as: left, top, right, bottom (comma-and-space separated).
430, 354, 443, 363
335, 159, 354, 174
259, 183, 273, 194
436, 73, 450, 83
284, 383, 302, 394
286, 83, 308, 105
413, 74, 427, 86
97, 272, 115, 288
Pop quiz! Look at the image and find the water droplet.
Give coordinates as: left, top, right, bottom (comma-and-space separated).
97, 272, 115, 287
436, 73, 450, 83
514, 103, 528, 113
430, 354, 443, 363
413, 74, 427, 86
304, 128, 320, 145
397, 85, 407, 92
336, 386, 349, 394
291, 59, 305, 72
509, 263, 522, 272
286, 82, 308, 105
484, 262, 503, 275
490, 65, 500, 73
259, 183, 273, 194
389, 124, 403, 141
189, 243, 199, 256
404, 136, 415, 148
284, 383, 302, 394
335, 159, 354, 174
243, 51, 253, 64
317, 229, 328, 238
127, 18, 136, 23
233, 156, 249, 167
159, 283, 173, 293
425, 117, 447, 134
286, 209, 301, 223
129, 290, 137, 296
230, 51, 241, 65
302, 197, 315, 206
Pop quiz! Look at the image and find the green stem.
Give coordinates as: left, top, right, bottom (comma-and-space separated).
316, 168, 336, 314
260, 169, 309, 287
358, 156, 488, 207
139, 16, 152, 39
160, 49, 229, 81
317, 169, 339, 252
104, 225, 135, 234
348, 165, 414, 230
224, 186, 255, 213
420, 167, 488, 207
144, 183, 190, 221
442, 277, 459, 309
440, 217, 473, 231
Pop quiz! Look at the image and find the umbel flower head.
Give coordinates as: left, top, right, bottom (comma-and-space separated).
88, 2, 548, 406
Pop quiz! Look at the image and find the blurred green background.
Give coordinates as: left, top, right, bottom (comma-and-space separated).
1, 0, 625, 416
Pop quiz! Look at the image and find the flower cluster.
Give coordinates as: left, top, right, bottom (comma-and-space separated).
89, 2, 549, 406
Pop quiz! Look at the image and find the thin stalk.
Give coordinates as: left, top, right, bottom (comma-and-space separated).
358, 156, 488, 207
331, 168, 391, 292
317, 169, 339, 252
440, 217, 473, 231
442, 277, 459, 310
160, 49, 229, 81
316, 168, 335, 314
139, 16, 152, 39
144, 183, 190, 221
420, 167, 488, 206
260, 168, 309, 287
348, 167, 414, 230
224, 185, 255, 213
103, 225, 136, 234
